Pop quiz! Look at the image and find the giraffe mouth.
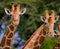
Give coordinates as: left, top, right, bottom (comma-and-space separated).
12, 20, 19, 26
13, 20, 19, 22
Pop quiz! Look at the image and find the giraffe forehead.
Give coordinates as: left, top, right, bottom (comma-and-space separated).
12, 9, 20, 13
12, 13, 20, 19
46, 17, 53, 20
48, 17, 53, 23
11, 11, 20, 17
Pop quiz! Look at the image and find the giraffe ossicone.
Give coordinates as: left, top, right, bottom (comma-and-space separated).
0, 3, 26, 49
41, 10, 59, 37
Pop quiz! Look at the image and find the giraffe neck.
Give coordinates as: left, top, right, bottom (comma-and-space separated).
22, 24, 49, 49
53, 36, 60, 49
0, 22, 16, 49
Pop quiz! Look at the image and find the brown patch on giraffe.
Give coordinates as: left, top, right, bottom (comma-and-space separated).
8, 32, 13, 38
39, 36, 45, 44
4, 29, 10, 36
39, 31, 42, 35
34, 40, 38, 46
43, 31, 46, 35
58, 43, 60, 47
3, 47, 10, 49
40, 26, 47, 35
43, 25, 49, 34
6, 39, 11, 46
33, 45, 39, 49
0, 36, 6, 47
9, 25, 14, 31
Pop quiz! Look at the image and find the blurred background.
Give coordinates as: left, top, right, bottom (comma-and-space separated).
0, 0, 60, 49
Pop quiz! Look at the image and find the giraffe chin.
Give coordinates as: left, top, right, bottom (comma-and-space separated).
12, 21, 19, 26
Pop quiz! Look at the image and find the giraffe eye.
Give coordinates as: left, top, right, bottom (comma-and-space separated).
43, 17, 45, 21
7, 10, 10, 13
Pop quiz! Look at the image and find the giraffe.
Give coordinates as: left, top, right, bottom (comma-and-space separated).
22, 10, 59, 49
53, 23, 60, 49
0, 3, 26, 49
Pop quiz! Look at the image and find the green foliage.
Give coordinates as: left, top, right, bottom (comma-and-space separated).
40, 37, 58, 49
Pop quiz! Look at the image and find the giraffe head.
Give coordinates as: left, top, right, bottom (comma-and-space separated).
4, 3, 26, 26
41, 10, 59, 37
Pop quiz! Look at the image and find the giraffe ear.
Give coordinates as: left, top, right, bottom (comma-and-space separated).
4, 8, 11, 15
20, 8, 26, 15
40, 16, 45, 22
54, 16, 59, 23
